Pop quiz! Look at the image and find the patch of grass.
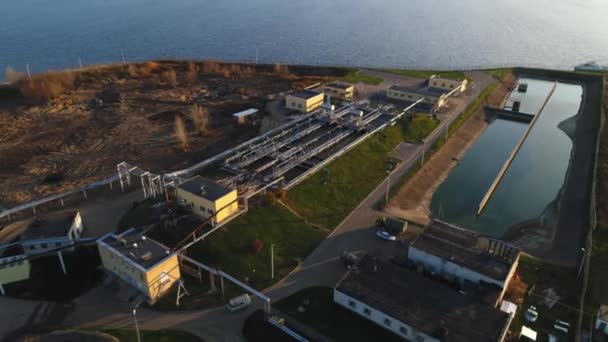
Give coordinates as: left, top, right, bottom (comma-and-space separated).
380, 68, 465, 81
287, 123, 408, 229
189, 204, 326, 290
101, 329, 204, 342
275, 287, 402, 342
485, 68, 513, 80
403, 114, 440, 143
117, 199, 162, 231
340, 69, 383, 85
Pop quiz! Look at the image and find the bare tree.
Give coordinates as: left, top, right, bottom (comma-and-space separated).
174, 115, 190, 151
19, 71, 75, 101
189, 104, 210, 135
127, 64, 139, 78
5, 66, 25, 83
163, 68, 178, 87
186, 62, 199, 84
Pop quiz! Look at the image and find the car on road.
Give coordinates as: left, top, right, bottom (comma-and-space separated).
227, 294, 252, 312
525, 306, 538, 322
376, 230, 396, 241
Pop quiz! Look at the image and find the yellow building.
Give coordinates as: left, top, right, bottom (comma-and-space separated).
429, 76, 468, 93
324, 81, 355, 100
285, 90, 324, 113
97, 229, 180, 303
387, 85, 444, 108
176, 176, 239, 224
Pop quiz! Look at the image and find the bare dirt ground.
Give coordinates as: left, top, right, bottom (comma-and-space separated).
0, 61, 334, 208
384, 73, 517, 224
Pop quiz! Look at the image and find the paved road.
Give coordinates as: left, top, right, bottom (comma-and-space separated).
0, 71, 496, 342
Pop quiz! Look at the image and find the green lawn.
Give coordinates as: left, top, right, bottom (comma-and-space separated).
404, 114, 440, 143
380, 68, 465, 81
189, 204, 326, 289
485, 68, 513, 80
339, 69, 383, 85
287, 123, 409, 229
101, 329, 203, 342
275, 287, 402, 342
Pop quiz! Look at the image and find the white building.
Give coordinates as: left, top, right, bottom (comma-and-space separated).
428, 75, 468, 93
386, 85, 448, 109
334, 256, 512, 341
596, 305, 608, 335
408, 220, 520, 303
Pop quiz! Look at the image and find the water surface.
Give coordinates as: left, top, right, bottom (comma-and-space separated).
1, 0, 608, 77
431, 79, 583, 236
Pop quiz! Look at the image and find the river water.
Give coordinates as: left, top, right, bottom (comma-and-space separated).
1, 0, 608, 78
430, 79, 583, 237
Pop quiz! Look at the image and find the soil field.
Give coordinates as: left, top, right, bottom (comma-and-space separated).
385, 73, 517, 224
0, 61, 337, 208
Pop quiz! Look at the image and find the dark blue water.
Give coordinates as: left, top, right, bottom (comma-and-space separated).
430, 80, 583, 237
2, 0, 608, 78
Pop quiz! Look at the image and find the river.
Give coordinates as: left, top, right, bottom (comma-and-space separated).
1, 0, 608, 78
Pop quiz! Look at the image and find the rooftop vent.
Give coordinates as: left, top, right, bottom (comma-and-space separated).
200, 186, 206, 196
142, 236, 147, 241
133, 242, 138, 248
140, 251, 153, 261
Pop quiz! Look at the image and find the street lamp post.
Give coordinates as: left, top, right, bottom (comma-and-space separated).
385, 171, 391, 204
271, 243, 275, 280
133, 309, 141, 342
421, 138, 427, 166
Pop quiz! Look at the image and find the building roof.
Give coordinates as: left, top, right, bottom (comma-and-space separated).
411, 220, 520, 281
100, 228, 173, 269
599, 305, 608, 322
388, 84, 445, 97
325, 81, 353, 90
336, 256, 510, 342
177, 176, 234, 202
0, 212, 78, 244
233, 108, 258, 118
290, 89, 323, 100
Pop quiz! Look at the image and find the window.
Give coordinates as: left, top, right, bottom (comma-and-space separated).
441, 83, 446, 87
41, 243, 48, 249
200, 205, 205, 212
55, 242, 62, 247
416, 336, 425, 342
298, 104, 302, 108
348, 300, 356, 308
291, 102, 296, 107
384, 318, 392, 327
363, 308, 371, 316
399, 326, 408, 335
208, 208, 214, 214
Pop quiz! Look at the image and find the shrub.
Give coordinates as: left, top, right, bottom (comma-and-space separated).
252, 239, 264, 254
19, 71, 75, 101
189, 104, 209, 135
163, 68, 178, 87
186, 62, 199, 84
5, 66, 25, 84
174, 115, 190, 151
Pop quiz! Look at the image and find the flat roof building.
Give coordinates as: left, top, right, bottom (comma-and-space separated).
177, 176, 239, 224
408, 220, 520, 302
97, 228, 180, 303
323, 81, 355, 101
0, 211, 84, 255
386, 85, 448, 109
429, 75, 468, 93
334, 256, 512, 341
233, 108, 258, 125
285, 90, 324, 113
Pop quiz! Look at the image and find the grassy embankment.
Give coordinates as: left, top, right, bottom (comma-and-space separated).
275, 287, 402, 342
380, 68, 466, 80
586, 75, 608, 314
286, 115, 437, 229
101, 329, 204, 342
339, 69, 383, 85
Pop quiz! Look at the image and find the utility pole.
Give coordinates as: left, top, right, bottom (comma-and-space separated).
270, 243, 275, 280
421, 138, 427, 166
78, 56, 83, 69
132, 308, 141, 342
120, 49, 127, 64
25, 63, 31, 78
385, 172, 391, 204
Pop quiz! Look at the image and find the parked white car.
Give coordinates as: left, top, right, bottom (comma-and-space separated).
376, 230, 396, 241
525, 306, 538, 322
227, 294, 252, 312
